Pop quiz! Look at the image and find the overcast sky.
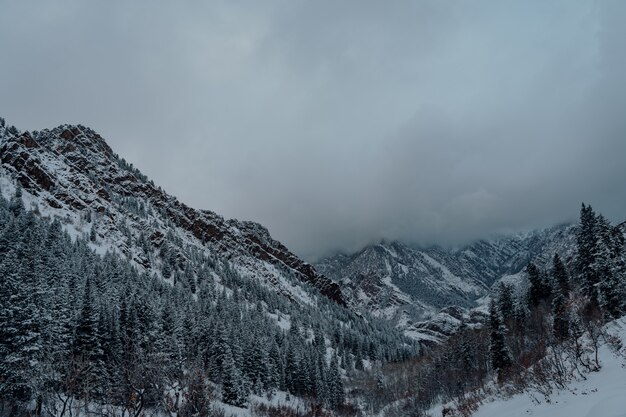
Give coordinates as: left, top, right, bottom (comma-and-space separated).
1, 1, 625, 260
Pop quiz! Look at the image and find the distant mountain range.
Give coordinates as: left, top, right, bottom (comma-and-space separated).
316, 225, 578, 341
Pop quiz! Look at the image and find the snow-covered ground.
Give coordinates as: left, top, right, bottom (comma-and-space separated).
472, 318, 626, 417
216, 390, 308, 417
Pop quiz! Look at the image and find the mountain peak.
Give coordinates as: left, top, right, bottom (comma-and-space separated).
0, 118, 346, 305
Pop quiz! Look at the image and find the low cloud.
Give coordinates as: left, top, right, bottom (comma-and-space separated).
1, 0, 625, 259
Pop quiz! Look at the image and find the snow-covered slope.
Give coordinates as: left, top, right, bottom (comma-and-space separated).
317, 226, 578, 338
0, 122, 344, 306
472, 317, 626, 417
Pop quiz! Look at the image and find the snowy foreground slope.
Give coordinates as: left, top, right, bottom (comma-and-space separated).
446, 317, 626, 417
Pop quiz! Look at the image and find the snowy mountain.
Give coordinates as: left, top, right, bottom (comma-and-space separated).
317, 226, 578, 339
0, 122, 344, 306
0, 118, 417, 415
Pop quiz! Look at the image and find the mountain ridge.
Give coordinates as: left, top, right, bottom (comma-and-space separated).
0, 121, 346, 306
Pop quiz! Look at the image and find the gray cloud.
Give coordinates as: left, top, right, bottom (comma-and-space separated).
1, 0, 625, 260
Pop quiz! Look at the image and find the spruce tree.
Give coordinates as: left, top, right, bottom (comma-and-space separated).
552, 292, 569, 341
488, 301, 511, 380
267, 340, 283, 392
222, 347, 247, 407
577, 203, 599, 302
551, 253, 570, 298
0, 250, 42, 404
73, 277, 100, 359
497, 283, 514, 322
73, 276, 106, 398
159, 302, 182, 379
526, 262, 544, 308
597, 265, 623, 318
326, 353, 345, 409
594, 215, 625, 318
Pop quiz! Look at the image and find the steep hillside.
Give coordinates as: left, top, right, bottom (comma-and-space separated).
0, 122, 344, 306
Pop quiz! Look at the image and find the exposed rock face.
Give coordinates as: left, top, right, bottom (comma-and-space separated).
0, 123, 345, 306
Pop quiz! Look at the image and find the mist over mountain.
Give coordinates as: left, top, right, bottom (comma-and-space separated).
2, 1, 626, 260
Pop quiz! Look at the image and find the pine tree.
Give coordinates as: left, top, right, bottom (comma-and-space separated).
594, 215, 625, 318
326, 353, 345, 409
551, 253, 570, 298
526, 262, 545, 308
285, 342, 300, 394
222, 347, 247, 407
207, 323, 231, 382
0, 250, 42, 404
488, 301, 511, 380
597, 264, 623, 318
72, 276, 106, 398
159, 302, 182, 379
457, 321, 475, 378
314, 351, 328, 401
497, 283, 514, 322
577, 203, 599, 302
73, 277, 99, 358
267, 340, 283, 392
552, 292, 569, 341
